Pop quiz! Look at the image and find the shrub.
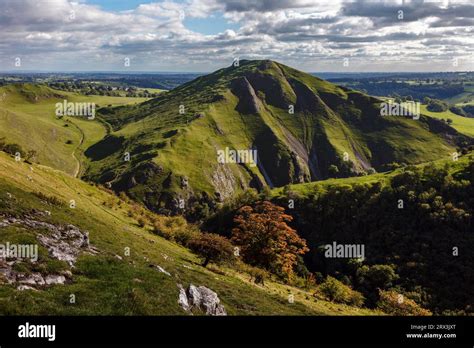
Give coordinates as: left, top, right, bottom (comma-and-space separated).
152, 216, 188, 241
236, 262, 269, 286
173, 227, 200, 246
32, 191, 64, 206
188, 233, 235, 267
137, 217, 146, 228
356, 264, 399, 306
377, 290, 431, 316
0, 141, 25, 158
318, 276, 365, 307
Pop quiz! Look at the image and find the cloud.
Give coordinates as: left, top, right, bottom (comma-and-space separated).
215, 0, 316, 12
0, 0, 472, 72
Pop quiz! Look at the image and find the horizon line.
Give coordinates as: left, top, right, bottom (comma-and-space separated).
1, 70, 473, 75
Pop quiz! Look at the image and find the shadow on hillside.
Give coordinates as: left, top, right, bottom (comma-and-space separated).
85, 135, 125, 161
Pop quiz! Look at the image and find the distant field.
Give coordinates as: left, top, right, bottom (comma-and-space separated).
137, 87, 166, 93
0, 84, 150, 176
445, 85, 474, 104
420, 104, 474, 137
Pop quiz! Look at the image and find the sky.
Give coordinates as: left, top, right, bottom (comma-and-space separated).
0, 0, 473, 72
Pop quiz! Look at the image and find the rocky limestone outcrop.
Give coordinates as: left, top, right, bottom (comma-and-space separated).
231, 77, 260, 114
37, 224, 91, 267
0, 214, 96, 290
178, 284, 227, 316
211, 162, 238, 201
150, 264, 171, 276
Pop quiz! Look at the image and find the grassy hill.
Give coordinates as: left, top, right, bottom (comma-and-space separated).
0, 83, 149, 177
0, 151, 379, 315
81, 60, 467, 216
420, 104, 474, 137
206, 152, 474, 315
269, 153, 474, 314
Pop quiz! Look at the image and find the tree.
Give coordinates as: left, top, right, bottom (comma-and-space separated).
426, 98, 448, 112
357, 264, 399, 291
188, 233, 234, 267
231, 201, 309, 279
356, 264, 399, 305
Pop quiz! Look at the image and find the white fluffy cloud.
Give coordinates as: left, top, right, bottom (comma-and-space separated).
0, 0, 472, 72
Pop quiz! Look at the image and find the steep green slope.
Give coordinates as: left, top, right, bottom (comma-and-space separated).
271, 153, 474, 314
420, 104, 474, 137
206, 152, 474, 315
0, 152, 379, 315
0, 83, 148, 177
83, 60, 468, 216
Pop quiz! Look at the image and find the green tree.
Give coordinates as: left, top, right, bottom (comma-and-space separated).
188, 233, 234, 267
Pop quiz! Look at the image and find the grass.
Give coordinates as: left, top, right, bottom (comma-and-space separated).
83, 60, 462, 213
420, 104, 474, 137
272, 151, 471, 198
0, 84, 150, 176
0, 151, 380, 315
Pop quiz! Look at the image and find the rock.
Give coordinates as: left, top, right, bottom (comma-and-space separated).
45, 275, 66, 285
17, 285, 38, 291
151, 264, 171, 276
37, 224, 90, 267
178, 283, 227, 316
181, 176, 189, 188
178, 284, 190, 312
0, 216, 93, 290
18, 273, 45, 286
231, 77, 260, 114
60, 270, 73, 279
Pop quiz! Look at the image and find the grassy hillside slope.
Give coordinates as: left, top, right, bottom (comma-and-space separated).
0, 84, 148, 177
269, 153, 474, 314
420, 104, 474, 137
83, 60, 466, 216
0, 152, 378, 315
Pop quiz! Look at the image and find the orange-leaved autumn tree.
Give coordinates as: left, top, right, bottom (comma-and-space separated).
231, 201, 308, 280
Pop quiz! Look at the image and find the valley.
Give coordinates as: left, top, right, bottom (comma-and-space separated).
0, 60, 473, 317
